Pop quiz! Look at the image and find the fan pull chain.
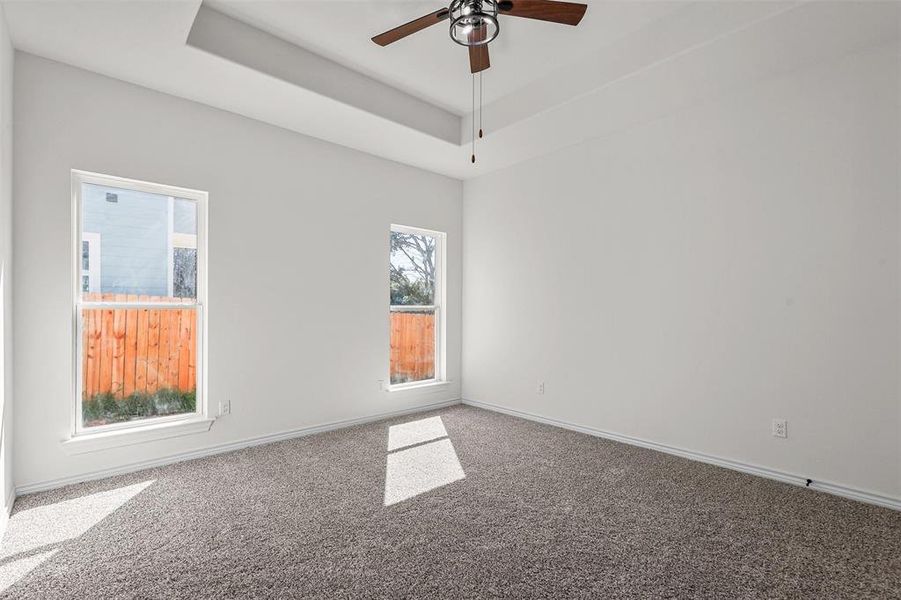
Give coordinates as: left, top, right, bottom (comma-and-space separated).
471, 74, 476, 164
479, 71, 483, 139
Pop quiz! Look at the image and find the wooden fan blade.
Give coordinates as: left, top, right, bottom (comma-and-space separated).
372, 8, 449, 46
469, 45, 490, 73
468, 25, 490, 73
497, 0, 587, 26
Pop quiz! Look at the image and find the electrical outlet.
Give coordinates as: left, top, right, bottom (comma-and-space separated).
772, 418, 787, 438
218, 399, 231, 417
537, 381, 545, 395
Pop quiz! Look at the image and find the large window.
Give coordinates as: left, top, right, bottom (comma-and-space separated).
389, 225, 445, 386
73, 171, 207, 433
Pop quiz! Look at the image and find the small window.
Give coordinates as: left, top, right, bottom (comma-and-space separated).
389, 225, 445, 386
73, 171, 207, 433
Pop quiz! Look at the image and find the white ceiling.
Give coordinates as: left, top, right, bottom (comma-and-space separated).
2, 0, 897, 179
205, 0, 689, 116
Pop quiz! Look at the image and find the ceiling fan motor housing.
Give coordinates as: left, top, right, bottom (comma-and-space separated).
449, 0, 499, 46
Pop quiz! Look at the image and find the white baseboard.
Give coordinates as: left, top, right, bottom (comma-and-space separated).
16, 398, 462, 497
462, 398, 901, 512
17, 397, 900, 512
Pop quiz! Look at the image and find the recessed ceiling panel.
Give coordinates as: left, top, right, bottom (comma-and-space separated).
206, 0, 691, 115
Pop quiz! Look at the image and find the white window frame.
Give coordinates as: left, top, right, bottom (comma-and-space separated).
388, 224, 446, 390
71, 170, 209, 439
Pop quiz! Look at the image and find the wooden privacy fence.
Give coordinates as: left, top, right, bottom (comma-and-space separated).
390, 311, 435, 384
82, 293, 197, 399
83, 297, 432, 397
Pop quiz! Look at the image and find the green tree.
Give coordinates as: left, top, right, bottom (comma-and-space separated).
390, 233, 435, 305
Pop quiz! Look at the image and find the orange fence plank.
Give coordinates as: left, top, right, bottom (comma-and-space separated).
177, 310, 192, 391
134, 296, 149, 394
84, 308, 101, 399
157, 309, 171, 390
168, 309, 182, 390
187, 310, 196, 390
92, 309, 102, 396
146, 308, 161, 393
123, 294, 138, 397
111, 294, 127, 398
99, 306, 114, 394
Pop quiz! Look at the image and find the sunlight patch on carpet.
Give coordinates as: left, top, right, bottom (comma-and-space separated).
387, 416, 449, 451
0, 480, 154, 593
384, 438, 465, 506
0, 550, 58, 594
1, 480, 155, 560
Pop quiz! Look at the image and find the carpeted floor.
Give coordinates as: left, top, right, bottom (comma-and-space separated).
1, 405, 899, 599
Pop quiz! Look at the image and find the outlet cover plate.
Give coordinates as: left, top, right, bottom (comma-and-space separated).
772, 418, 787, 438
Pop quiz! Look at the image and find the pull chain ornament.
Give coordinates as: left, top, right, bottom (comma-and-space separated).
479, 71, 484, 138
471, 71, 485, 164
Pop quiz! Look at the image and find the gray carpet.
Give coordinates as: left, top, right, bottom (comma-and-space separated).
1, 405, 899, 599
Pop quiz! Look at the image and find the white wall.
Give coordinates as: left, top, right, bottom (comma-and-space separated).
463, 40, 900, 500
13, 54, 462, 490
0, 7, 13, 513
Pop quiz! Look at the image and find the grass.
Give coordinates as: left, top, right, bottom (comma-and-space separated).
82, 388, 196, 427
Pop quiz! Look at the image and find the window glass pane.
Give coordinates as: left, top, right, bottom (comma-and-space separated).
390, 308, 435, 384
390, 231, 436, 306
173, 248, 197, 299
81, 183, 197, 300
80, 305, 197, 428
82, 241, 89, 271
82, 275, 90, 293
173, 198, 197, 235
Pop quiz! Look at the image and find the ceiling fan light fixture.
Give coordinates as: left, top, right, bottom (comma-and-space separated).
371, 0, 588, 164
449, 0, 499, 46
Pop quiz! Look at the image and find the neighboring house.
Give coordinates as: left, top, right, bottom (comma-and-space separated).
81, 184, 197, 298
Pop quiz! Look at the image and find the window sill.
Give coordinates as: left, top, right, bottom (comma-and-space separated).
62, 417, 215, 455
386, 379, 453, 393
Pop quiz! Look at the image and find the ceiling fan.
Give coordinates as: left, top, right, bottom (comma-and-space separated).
372, 0, 587, 164
372, 0, 588, 74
